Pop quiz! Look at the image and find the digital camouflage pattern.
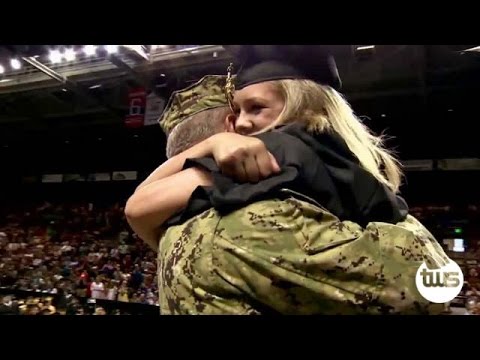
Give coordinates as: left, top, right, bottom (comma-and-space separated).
158, 197, 450, 315
158, 75, 229, 135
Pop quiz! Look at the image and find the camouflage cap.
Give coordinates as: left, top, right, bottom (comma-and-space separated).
158, 75, 229, 135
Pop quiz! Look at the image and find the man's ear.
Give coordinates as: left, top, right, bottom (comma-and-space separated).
224, 113, 236, 133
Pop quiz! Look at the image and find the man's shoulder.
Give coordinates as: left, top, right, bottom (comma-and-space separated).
161, 196, 314, 239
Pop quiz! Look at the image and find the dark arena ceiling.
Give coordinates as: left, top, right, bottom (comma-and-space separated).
0, 45, 479, 186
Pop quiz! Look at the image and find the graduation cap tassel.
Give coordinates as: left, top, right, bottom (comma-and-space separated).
225, 62, 235, 112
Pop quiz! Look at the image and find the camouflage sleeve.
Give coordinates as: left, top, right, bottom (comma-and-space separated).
372, 215, 450, 314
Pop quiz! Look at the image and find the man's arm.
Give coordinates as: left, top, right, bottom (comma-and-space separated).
125, 168, 212, 251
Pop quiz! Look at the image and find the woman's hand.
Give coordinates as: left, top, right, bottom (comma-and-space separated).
207, 133, 280, 183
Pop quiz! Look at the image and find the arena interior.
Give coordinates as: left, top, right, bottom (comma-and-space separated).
0, 45, 479, 315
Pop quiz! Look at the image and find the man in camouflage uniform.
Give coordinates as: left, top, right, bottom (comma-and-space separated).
155, 75, 450, 315
160, 75, 232, 157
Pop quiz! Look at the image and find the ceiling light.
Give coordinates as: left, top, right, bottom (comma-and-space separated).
10, 58, 21, 70
64, 48, 76, 61
106, 45, 119, 54
462, 46, 480, 53
49, 50, 62, 64
84, 45, 97, 56
356, 45, 375, 51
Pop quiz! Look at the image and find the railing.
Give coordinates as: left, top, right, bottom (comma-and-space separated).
0, 287, 160, 315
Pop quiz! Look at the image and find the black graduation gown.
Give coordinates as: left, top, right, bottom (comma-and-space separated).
166, 123, 408, 227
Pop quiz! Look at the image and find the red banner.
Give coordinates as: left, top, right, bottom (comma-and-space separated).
125, 88, 146, 128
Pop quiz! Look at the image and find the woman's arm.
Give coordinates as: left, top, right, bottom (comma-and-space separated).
136, 133, 280, 191
125, 167, 213, 251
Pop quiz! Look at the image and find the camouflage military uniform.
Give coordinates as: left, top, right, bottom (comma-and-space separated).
158, 196, 448, 315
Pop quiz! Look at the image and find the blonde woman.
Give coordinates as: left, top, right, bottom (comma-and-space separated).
128, 45, 406, 232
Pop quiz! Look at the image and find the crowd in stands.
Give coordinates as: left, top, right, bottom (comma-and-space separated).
1, 199, 480, 315
0, 201, 158, 315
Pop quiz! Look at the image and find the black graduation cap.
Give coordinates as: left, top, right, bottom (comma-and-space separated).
222, 45, 342, 90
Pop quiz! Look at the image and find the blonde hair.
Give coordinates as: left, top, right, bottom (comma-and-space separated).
257, 79, 403, 193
